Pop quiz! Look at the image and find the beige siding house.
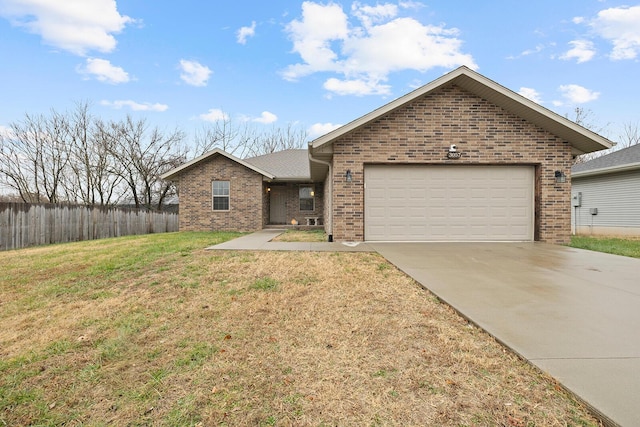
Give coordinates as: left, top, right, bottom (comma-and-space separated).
162, 67, 612, 244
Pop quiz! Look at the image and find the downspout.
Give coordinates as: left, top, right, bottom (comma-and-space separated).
308, 144, 333, 241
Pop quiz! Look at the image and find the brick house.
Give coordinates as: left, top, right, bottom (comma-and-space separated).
161, 66, 611, 244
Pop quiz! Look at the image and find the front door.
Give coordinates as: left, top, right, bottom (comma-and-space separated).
269, 187, 287, 224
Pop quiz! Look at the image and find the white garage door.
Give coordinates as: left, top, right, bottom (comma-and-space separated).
365, 165, 534, 241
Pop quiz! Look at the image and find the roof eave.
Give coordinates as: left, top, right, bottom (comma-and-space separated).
264, 176, 314, 182
310, 66, 613, 155
572, 162, 640, 178
310, 67, 470, 150
160, 148, 275, 181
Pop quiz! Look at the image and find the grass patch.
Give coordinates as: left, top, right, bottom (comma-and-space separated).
250, 277, 280, 291
570, 235, 640, 258
0, 232, 600, 426
271, 229, 326, 242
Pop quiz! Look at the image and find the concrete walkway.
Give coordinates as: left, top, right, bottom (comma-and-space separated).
371, 242, 640, 427
206, 229, 374, 252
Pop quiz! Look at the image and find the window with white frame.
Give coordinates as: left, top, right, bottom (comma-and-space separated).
299, 186, 314, 211
212, 181, 230, 211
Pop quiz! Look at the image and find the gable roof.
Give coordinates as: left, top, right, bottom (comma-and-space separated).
245, 149, 310, 181
310, 66, 613, 156
160, 148, 275, 181
572, 143, 640, 178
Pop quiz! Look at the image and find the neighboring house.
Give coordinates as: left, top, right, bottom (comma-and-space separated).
571, 143, 640, 236
161, 66, 612, 244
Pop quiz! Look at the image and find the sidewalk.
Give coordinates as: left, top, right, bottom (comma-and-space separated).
206, 229, 374, 252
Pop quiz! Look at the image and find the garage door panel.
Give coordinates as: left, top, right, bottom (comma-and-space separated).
365, 165, 534, 241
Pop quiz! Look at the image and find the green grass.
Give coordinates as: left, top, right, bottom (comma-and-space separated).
250, 277, 280, 291
570, 235, 640, 258
0, 231, 241, 426
0, 231, 601, 426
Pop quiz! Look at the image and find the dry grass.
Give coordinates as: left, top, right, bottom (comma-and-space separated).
0, 232, 600, 426
270, 229, 326, 242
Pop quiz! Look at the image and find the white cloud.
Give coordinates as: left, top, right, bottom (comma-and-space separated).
179, 60, 212, 87
0, 0, 134, 56
78, 58, 129, 84
518, 87, 543, 104
398, 1, 425, 10
252, 111, 278, 124
283, 2, 350, 79
589, 5, 640, 60
351, 2, 398, 28
283, 1, 476, 96
100, 100, 168, 112
199, 109, 229, 122
308, 122, 342, 139
522, 45, 545, 56
572, 16, 585, 24
560, 40, 596, 63
237, 21, 256, 44
324, 77, 391, 96
508, 44, 545, 59
556, 84, 600, 105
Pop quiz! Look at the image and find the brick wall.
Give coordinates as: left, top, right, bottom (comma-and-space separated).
177, 155, 264, 232
331, 84, 573, 244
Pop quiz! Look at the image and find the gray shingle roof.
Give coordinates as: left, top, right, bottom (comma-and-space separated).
245, 149, 310, 180
572, 144, 640, 176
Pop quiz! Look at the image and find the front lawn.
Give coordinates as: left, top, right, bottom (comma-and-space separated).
570, 235, 640, 258
0, 232, 599, 426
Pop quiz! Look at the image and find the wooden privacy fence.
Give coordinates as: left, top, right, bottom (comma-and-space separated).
0, 203, 179, 251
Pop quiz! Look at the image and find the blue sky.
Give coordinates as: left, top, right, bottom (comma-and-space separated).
0, 0, 639, 146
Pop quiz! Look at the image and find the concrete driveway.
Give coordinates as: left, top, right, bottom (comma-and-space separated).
371, 242, 640, 427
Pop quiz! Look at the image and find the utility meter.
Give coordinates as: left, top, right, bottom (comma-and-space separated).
571, 192, 582, 207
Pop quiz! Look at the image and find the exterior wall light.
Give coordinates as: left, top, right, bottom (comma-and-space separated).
554, 170, 566, 183
345, 169, 353, 182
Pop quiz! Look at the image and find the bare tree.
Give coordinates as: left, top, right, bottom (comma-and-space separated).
192, 113, 240, 155
191, 114, 308, 159
0, 112, 70, 203
618, 121, 640, 149
0, 126, 34, 202
570, 107, 610, 136
246, 123, 307, 156
63, 103, 127, 206
569, 107, 613, 164
0, 103, 310, 209
108, 115, 185, 210
191, 115, 258, 158
65, 101, 97, 204
91, 119, 127, 206
1, 105, 188, 211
